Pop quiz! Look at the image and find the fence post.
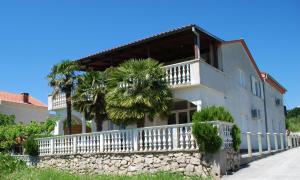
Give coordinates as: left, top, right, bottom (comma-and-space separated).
50, 138, 54, 155
280, 133, 284, 150
73, 136, 77, 154
247, 132, 252, 157
274, 133, 278, 151
267, 133, 271, 153
100, 133, 104, 152
133, 129, 138, 151
285, 134, 290, 149
257, 132, 262, 155
172, 127, 178, 150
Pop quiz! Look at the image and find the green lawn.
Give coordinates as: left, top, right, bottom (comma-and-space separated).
3, 168, 211, 180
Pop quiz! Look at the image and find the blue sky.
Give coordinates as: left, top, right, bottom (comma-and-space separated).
0, 0, 299, 109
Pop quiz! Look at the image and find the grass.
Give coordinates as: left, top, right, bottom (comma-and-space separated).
3, 168, 212, 180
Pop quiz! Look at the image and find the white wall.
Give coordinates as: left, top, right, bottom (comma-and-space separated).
220, 42, 266, 149
0, 101, 48, 124
264, 82, 285, 134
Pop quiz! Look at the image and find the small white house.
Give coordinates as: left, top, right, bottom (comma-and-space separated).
0, 91, 48, 124
48, 25, 286, 150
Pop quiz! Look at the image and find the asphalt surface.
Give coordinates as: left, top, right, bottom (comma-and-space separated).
222, 147, 300, 180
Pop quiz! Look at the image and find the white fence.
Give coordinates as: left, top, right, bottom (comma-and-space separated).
165, 60, 192, 86
241, 132, 300, 158
37, 121, 233, 156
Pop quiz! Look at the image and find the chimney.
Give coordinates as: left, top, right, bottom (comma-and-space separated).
21, 93, 29, 103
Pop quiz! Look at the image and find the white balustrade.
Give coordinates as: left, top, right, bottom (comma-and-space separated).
37, 121, 232, 156
242, 132, 300, 158
164, 60, 193, 86
49, 92, 67, 110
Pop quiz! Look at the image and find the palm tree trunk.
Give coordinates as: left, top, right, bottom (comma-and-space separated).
95, 112, 104, 132
66, 90, 72, 135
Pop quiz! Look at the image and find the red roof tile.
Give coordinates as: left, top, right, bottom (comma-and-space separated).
0, 91, 47, 108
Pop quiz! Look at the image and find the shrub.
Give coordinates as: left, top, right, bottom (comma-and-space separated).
192, 122, 222, 153
23, 136, 38, 156
0, 153, 26, 176
192, 106, 234, 123
231, 124, 241, 151
192, 106, 241, 153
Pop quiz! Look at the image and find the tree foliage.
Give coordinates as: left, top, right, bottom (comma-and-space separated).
0, 114, 15, 126
73, 71, 106, 131
0, 115, 57, 152
287, 107, 300, 119
286, 107, 300, 132
105, 59, 173, 125
47, 60, 79, 134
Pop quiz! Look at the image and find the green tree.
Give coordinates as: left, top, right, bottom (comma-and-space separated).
286, 107, 300, 132
287, 107, 300, 119
73, 71, 107, 131
47, 60, 79, 134
105, 59, 173, 125
0, 113, 15, 126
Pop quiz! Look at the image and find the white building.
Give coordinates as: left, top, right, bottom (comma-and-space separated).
48, 25, 286, 149
0, 91, 48, 124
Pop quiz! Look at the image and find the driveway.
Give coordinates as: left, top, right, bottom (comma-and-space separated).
222, 147, 300, 180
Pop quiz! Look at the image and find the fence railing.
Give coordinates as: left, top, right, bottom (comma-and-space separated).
37, 121, 233, 156
241, 132, 300, 158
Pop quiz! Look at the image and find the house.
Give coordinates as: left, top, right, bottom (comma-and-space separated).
48, 24, 286, 149
0, 91, 48, 124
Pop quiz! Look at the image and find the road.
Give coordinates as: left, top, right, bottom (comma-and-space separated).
222, 147, 300, 180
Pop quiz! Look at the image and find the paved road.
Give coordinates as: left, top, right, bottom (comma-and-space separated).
222, 147, 300, 180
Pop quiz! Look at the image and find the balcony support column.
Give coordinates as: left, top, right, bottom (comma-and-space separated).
192, 100, 202, 112
192, 27, 200, 59
53, 117, 65, 135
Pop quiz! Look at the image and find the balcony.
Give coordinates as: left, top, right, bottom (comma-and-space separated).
48, 59, 201, 111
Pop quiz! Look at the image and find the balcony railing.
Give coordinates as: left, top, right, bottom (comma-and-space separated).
48, 59, 200, 110
37, 121, 233, 156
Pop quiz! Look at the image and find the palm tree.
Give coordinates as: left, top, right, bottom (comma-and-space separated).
47, 60, 79, 135
72, 71, 106, 131
105, 58, 173, 126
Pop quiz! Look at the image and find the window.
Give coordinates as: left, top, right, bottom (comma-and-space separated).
168, 101, 197, 124
239, 69, 246, 88
251, 108, 262, 119
251, 75, 263, 98
275, 98, 281, 106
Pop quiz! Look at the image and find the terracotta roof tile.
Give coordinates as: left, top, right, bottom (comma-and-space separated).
0, 91, 47, 108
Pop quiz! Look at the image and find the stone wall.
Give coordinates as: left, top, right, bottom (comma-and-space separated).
36, 150, 239, 178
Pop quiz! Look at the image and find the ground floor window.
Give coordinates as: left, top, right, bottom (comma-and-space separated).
168, 100, 197, 125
